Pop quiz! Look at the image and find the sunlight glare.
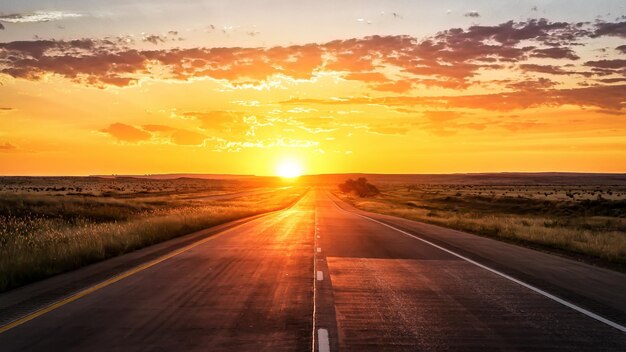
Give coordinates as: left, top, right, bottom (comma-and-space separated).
276, 159, 303, 178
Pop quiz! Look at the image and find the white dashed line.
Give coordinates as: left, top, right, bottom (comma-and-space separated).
317, 247, 321, 253
318, 328, 330, 352
317, 270, 324, 281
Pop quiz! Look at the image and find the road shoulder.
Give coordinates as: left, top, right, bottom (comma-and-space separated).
328, 192, 626, 327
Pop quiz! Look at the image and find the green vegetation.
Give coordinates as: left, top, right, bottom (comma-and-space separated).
0, 178, 305, 292
335, 183, 626, 269
338, 177, 380, 197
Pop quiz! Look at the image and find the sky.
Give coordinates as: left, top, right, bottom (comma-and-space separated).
0, 0, 625, 176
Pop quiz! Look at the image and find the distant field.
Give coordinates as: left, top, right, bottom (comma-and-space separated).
335, 182, 626, 270
0, 177, 305, 292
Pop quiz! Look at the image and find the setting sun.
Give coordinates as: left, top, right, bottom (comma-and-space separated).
276, 160, 303, 178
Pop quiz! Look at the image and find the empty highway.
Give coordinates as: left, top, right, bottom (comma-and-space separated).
0, 190, 625, 351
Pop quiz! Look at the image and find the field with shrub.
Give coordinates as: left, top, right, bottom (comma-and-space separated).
335, 181, 626, 270
0, 176, 305, 292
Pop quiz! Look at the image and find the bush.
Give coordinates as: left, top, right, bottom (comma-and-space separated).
339, 178, 380, 197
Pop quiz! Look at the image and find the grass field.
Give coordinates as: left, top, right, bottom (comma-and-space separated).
335, 183, 626, 269
0, 177, 305, 292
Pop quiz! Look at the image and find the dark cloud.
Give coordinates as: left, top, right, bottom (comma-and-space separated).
465, 11, 480, 18
0, 23, 4, 30
584, 59, 626, 69
0, 18, 622, 90
142, 35, 166, 45
617, 45, 626, 54
519, 64, 568, 75
593, 21, 626, 38
506, 78, 556, 91
531, 47, 579, 60
597, 77, 626, 83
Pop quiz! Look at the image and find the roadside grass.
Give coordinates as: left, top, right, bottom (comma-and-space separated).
335, 185, 626, 269
0, 187, 306, 292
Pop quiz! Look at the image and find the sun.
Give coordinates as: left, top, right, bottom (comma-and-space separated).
276, 159, 303, 178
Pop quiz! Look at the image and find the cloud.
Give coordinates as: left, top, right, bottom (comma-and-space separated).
213, 138, 318, 152
432, 85, 626, 111
506, 78, 556, 90
367, 126, 410, 135
593, 21, 626, 38
617, 45, 626, 54
100, 122, 208, 145
142, 124, 207, 145
597, 77, 626, 83
0, 11, 82, 23
519, 64, 572, 75
531, 47, 579, 60
0, 142, 17, 152
465, 11, 480, 18
0, 23, 4, 30
142, 35, 166, 45
500, 120, 546, 132
282, 84, 626, 112
584, 59, 626, 69
184, 111, 241, 129
371, 79, 414, 93
0, 18, 622, 92
100, 123, 151, 142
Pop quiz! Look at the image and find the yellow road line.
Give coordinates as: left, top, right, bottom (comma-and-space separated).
0, 190, 310, 334
0, 229, 230, 334
0, 198, 306, 335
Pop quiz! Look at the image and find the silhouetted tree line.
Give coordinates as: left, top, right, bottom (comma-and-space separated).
338, 178, 380, 197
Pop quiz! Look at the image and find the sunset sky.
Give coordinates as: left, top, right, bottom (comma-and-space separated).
1, 0, 625, 176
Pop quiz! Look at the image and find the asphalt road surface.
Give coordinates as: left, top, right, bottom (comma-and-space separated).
0, 190, 625, 351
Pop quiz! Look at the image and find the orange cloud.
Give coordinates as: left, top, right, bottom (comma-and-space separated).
0, 142, 17, 152
100, 123, 151, 142
142, 124, 207, 145
283, 84, 626, 112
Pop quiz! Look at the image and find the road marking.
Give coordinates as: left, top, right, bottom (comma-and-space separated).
327, 193, 626, 334
317, 271, 324, 281
311, 208, 319, 352
0, 193, 312, 335
0, 233, 220, 334
317, 235, 320, 239
318, 328, 330, 352
317, 247, 322, 253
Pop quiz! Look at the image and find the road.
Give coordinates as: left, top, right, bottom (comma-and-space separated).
0, 190, 625, 351
183, 186, 293, 201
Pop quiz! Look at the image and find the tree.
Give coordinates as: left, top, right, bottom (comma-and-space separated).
338, 178, 380, 197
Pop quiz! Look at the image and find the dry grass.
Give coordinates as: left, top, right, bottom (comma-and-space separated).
0, 186, 305, 292
336, 184, 626, 268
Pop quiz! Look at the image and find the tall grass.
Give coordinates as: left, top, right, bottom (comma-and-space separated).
337, 191, 626, 267
0, 188, 305, 292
